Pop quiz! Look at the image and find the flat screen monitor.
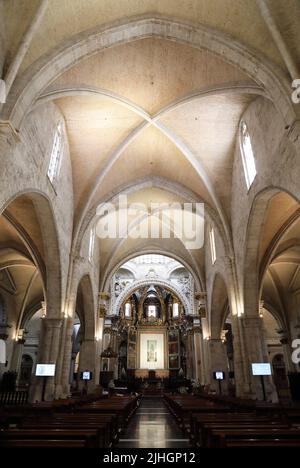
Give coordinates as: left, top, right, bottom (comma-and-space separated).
81, 371, 92, 381
0, 339, 6, 364
251, 363, 272, 376
35, 364, 56, 377
213, 371, 224, 380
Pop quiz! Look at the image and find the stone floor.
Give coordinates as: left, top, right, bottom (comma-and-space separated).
117, 396, 190, 448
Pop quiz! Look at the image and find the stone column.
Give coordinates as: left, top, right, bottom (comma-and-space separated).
208, 339, 228, 394
56, 317, 74, 398
96, 294, 108, 386
68, 351, 77, 387
30, 317, 63, 402
199, 334, 209, 386
186, 329, 195, 379
193, 326, 204, 383
202, 338, 211, 384
110, 330, 119, 379
278, 334, 296, 373
241, 316, 278, 401
195, 292, 209, 385
78, 338, 97, 393
10, 338, 26, 376
230, 314, 250, 398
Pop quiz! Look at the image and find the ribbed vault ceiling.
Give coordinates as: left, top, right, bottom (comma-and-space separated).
2, 0, 300, 290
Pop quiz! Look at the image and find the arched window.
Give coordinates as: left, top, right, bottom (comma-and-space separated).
240, 120, 257, 189
88, 228, 95, 262
209, 227, 216, 265
48, 122, 63, 183
172, 303, 179, 318
125, 302, 131, 318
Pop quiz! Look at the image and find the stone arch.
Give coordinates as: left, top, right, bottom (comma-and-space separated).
0, 190, 62, 319
102, 249, 202, 293
75, 274, 95, 341
262, 303, 286, 334
5, 17, 294, 130
76, 176, 232, 266
21, 302, 44, 329
168, 266, 187, 279
73, 274, 97, 391
259, 215, 300, 293
113, 278, 192, 316
243, 187, 300, 318
210, 272, 230, 339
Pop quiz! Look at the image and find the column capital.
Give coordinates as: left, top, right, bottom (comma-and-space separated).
209, 338, 223, 343
0, 120, 20, 151
65, 316, 74, 333
99, 292, 110, 301
73, 254, 85, 264
287, 119, 300, 144
241, 316, 262, 328
195, 291, 207, 318
15, 338, 26, 345
195, 291, 206, 300
222, 255, 234, 269
99, 305, 106, 318
43, 317, 63, 329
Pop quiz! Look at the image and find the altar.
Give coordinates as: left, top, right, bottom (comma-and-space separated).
101, 282, 187, 382
134, 369, 169, 379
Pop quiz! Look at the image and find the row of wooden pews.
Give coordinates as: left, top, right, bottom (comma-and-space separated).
164, 394, 300, 447
0, 394, 140, 448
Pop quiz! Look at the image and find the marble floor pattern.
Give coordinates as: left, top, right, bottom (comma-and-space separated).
117, 396, 190, 448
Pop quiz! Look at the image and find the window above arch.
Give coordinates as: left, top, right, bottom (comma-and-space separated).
47, 122, 63, 183
125, 302, 131, 318
172, 303, 179, 318
240, 120, 257, 190
88, 228, 95, 262
209, 227, 216, 265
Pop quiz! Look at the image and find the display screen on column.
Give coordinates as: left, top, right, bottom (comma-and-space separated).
214, 371, 224, 380
35, 364, 56, 376
81, 371, 92, 380
251, 363, 271, 376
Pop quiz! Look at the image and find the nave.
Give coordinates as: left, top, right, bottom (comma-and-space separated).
2, 391, 300, 448
1, 0, 300, 451
117, 396, 190, 448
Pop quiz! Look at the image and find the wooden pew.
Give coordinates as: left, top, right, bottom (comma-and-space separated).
190, 413, 285, 446
0, 394, 140, 448
163, 393, 300, 448
2, 439, 87, 448
0, 428, 101, 448
209, 427, 300, 448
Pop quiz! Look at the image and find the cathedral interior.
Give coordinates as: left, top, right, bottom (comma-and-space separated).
1, 0, 300, 450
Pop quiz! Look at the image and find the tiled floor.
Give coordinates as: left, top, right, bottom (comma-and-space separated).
117, 396, 190, 448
